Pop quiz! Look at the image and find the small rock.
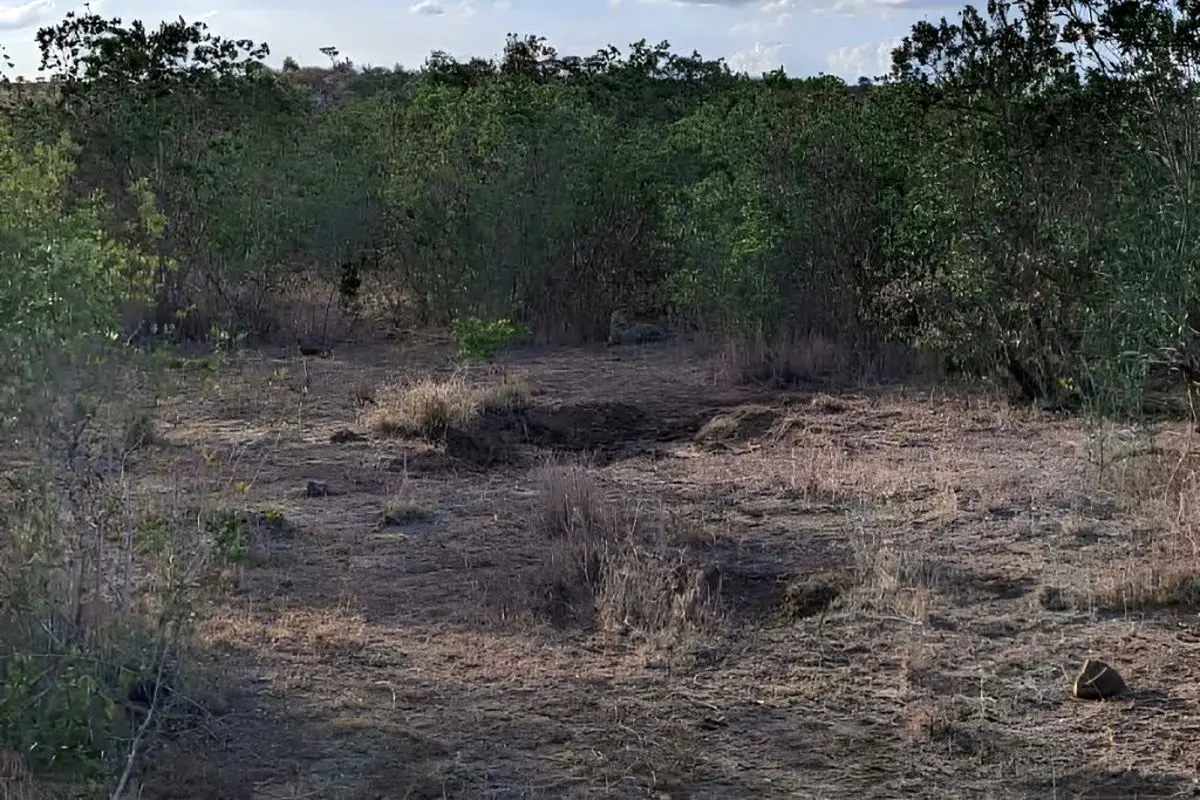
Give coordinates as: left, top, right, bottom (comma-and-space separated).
330, 428, 366, 444
1073, 658, 1128, 700
305, 480, 331, 498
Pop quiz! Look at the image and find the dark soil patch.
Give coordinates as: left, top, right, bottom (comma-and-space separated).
443, 399, 743, 466
678, 536, 848, 622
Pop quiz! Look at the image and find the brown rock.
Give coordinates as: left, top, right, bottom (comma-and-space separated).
1073, 658, 1128, 700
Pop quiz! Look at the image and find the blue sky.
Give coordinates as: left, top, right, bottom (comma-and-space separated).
0, 0, 965, 81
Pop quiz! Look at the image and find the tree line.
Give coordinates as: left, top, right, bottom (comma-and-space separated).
4, 0, 1200, 415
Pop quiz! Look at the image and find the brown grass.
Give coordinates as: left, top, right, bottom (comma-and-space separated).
363, 370, 535, 440
489, 458, 725, 638
379, 491, 436, 526
716, 330, 933, 387
79, 342, 1200, 799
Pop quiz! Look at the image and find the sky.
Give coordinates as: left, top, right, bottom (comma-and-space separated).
0, 0, 967, 82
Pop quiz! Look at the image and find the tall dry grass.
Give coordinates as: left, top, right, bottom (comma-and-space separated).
501, 458, 723, 638
1074, 421, 1200, 612
364, 371, 535, 440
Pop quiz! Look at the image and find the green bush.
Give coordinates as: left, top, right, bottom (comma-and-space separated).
453, 316, 532, 362
0, 119, 185, 791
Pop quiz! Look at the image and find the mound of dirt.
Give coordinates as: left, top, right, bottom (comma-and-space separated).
693, 404, 780, 450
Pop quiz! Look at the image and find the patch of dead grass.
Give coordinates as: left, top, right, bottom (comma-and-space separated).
845, 526, 941, 623
363, 371, 535, 440
596, 546, 722, 635
1072, 548, 1200, 614
116, 342, 1200, 796
490, 459, 723, 639
379, 490, 436, 526
203, 606, 368, 656
1071, 420, 1200, 612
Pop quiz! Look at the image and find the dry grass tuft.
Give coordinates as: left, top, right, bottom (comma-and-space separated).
1074, 421, 1200, 612
364, 374, 478, 439
478, 370, 537, 412
846, 526, 941, 622
595, 546, 721, 635
497, 459, 723, 638
364, 371, 535, 440
1086, 557, 1200, 612
531, 460, 625, 609
379, 491, 436, 526
535, 460, 622, 545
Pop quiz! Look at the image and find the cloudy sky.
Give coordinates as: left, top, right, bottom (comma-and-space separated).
0, 0, 961, 82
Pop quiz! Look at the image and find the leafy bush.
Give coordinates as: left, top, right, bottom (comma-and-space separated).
452, 316, 532, 362
0, 119, 191, 791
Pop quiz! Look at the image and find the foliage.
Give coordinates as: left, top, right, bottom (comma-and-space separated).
0, 38, 183, 793
5, 0, 1200, 788
0, 650, 124, 780
0, 124, 163, 435
204, 508, 250, 563
3, 2, 1200, 414
453, 316, 532, 362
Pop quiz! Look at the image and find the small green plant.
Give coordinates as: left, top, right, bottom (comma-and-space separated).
0, 651, 125, 781
134, 515, 171, 555
204, 509, 250, 563
209, 324, 248, 354
452, 317, 531, 363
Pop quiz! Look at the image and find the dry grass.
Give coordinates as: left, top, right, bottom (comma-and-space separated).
1061, 421, 1200, 613
379, 491, 436, 526
364, 370, 535, 440
716, 330, 931, 388
845, 526, 941, 623
490, 459, 725, 639
77, 343, 1200, 799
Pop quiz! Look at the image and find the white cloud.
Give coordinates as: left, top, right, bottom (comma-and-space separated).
726, 0, 795, 39
826, 37, 898, 78
816, 0, 954, 19
655, 0, 956, 21
727, 40, 787, 74
0, 0, 55, 30
729, 9, 789, 36
410, 0, 486, 20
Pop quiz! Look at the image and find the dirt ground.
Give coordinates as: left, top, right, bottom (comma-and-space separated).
132, 340, 1200, 799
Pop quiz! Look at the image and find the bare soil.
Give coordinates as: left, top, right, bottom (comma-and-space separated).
134, 341, 1200, 799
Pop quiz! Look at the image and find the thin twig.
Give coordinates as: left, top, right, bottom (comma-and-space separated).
110, 656, 167, 800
